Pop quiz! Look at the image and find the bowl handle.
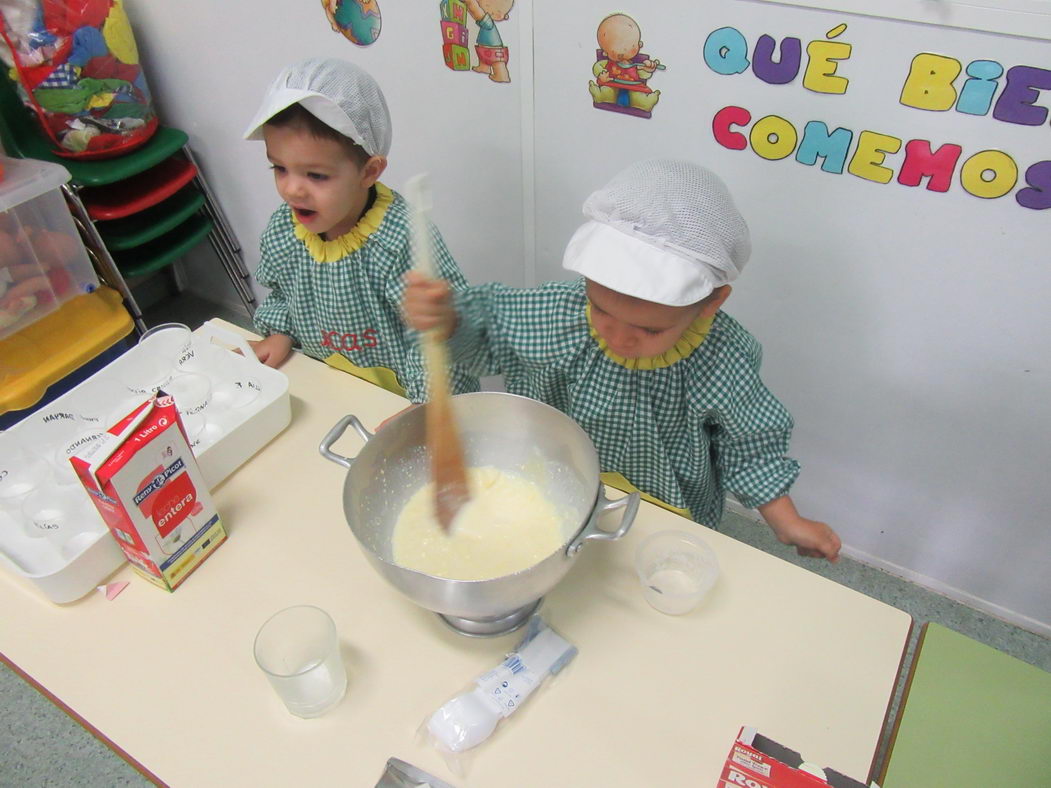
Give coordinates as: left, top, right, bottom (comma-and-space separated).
566, 489, 640, 557
318, 415, 374, 469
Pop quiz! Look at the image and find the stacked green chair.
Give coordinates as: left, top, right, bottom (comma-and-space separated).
0, 75, 256, 333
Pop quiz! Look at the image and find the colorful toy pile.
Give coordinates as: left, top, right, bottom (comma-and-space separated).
0, 0, 157, 158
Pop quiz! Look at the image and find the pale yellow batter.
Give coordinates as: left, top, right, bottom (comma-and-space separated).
391, 467, 566, 580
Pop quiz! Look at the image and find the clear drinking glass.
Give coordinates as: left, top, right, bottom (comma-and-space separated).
211, 374, 261, 412
635, 530, 720, 616
25, 409, 82, 454
164, 372, 211, 416
0, 439, 51, 512
139, 323, 192, 366
51, 428, 106, 485
163, 372, 220, 449
21, 485, 94, 547
176, 341, 227, 376
76, 378, 135, 429
119, 351, 175, 397
253, 605, 347, 718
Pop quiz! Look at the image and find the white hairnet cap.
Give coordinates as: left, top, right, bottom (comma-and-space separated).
563, 159, 751, 306
243, 58, 392, 157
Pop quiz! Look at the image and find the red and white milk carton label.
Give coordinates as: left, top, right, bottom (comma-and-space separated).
71, 393, 225, 591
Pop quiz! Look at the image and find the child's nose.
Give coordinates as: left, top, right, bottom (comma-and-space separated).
283, 175, 307, 200
607, 322, 636, 351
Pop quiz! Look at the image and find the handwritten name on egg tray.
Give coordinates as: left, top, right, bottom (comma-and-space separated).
703, 23, 1051, 211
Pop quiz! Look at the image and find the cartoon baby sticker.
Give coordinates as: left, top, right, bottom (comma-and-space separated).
590, 13, 664, 118
466, 0, 512, 83
323, 0, 382, 47
440, 0, 512, 82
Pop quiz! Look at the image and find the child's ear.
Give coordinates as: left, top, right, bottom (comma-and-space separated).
700, 285, 732, 318
361, 156, 388, 187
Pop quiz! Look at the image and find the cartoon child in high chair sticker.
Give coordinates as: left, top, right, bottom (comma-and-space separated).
440, 0, 513, 83
590, 13, 665, 118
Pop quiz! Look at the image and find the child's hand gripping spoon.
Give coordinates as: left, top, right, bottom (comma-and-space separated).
406, 174, 471, 531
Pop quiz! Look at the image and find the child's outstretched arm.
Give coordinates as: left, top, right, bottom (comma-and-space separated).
403, 270, 457, 339
250, 333, 294, 367
758, 495, 841, 562
706, 333, 840, 563
251, 217, 298, 368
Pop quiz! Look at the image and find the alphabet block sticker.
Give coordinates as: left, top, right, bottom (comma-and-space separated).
441, 0, 513, 83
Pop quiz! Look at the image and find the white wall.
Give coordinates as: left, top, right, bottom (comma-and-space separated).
533, 1, 1051, 634
124, 0, 528, 307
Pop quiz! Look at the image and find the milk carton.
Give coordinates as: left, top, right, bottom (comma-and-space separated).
71, 392, 226, 591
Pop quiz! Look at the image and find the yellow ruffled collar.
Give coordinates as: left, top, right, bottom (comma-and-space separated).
291, 182, 394, 263
586, 303, 714, 370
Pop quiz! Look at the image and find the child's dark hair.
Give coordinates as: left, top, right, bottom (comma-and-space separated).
265, 103, 372, 167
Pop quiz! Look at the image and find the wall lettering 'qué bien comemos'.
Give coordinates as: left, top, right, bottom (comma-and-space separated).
704, 24, 1051, 211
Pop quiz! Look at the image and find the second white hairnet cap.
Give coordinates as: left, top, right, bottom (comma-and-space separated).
243, 58, 392, 157
563, 159, 751, 306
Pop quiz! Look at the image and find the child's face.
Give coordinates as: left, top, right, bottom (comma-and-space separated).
263, 124, 385, 239
586, 280, 724, 359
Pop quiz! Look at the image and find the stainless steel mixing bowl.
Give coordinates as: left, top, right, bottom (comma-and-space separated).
319, 392, 638, 636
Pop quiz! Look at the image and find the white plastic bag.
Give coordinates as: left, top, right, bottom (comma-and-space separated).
421, 616, 577, 774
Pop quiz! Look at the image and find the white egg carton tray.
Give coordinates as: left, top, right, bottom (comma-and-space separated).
0, 321, 290, 603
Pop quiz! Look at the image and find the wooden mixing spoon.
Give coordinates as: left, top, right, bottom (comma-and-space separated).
406, 174, 471, 530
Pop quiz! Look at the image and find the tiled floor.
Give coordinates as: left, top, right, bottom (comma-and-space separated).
2, 294, 1048, 786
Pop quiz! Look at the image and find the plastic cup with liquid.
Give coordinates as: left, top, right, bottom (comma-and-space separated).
253, 605, 348, 718
635, 530, 720, 615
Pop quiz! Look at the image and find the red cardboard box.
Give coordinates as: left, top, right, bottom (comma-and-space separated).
719, 727, 873, 788
72, 393, 226, 591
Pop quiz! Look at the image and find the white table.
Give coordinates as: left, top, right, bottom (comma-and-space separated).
0, 320, 912, 787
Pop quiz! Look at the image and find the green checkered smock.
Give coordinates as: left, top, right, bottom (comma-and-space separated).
450, 278, 801, 527
253, 184, 479, 402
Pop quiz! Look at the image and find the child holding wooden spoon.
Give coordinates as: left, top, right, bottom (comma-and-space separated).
403, 159, 840, 561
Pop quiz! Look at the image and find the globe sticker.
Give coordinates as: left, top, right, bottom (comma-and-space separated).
323, 0, 382, 47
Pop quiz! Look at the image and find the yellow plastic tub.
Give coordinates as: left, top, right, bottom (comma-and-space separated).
0, 286, 133, 413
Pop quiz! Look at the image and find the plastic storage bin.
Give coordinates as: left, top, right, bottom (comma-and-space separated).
0, 155, 99, 339
0, 320, 291, 603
